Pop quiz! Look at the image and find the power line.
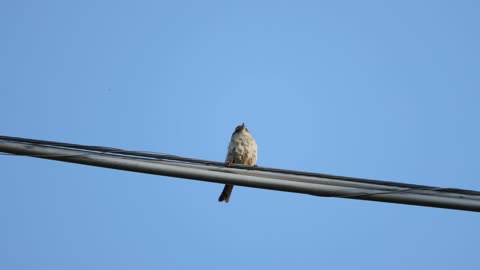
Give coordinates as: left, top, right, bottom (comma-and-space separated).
1, 135, 479, 212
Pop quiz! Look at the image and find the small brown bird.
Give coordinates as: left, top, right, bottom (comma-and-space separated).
218, 123, 258, 203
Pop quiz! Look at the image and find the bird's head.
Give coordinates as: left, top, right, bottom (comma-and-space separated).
233, 123, 249, 135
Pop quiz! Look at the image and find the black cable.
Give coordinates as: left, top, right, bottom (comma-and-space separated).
1, 135, 479, 197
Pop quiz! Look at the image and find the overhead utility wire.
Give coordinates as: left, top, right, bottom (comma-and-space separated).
1, 135, 473, 193
0, 135, 479, 212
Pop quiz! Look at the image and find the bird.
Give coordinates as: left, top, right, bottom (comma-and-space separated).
218, 123, 258, 203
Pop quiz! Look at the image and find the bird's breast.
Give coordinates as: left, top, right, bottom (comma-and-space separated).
227, 133, 257, 165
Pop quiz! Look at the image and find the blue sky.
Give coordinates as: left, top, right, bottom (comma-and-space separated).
2, 1, 479, 269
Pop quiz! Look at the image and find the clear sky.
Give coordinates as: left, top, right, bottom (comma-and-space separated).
2, 1, 479, 269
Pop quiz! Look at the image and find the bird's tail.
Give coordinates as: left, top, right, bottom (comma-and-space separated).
218, 184, 234, 203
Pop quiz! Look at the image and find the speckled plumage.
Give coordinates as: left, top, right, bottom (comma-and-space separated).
218, 124, 257, 203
